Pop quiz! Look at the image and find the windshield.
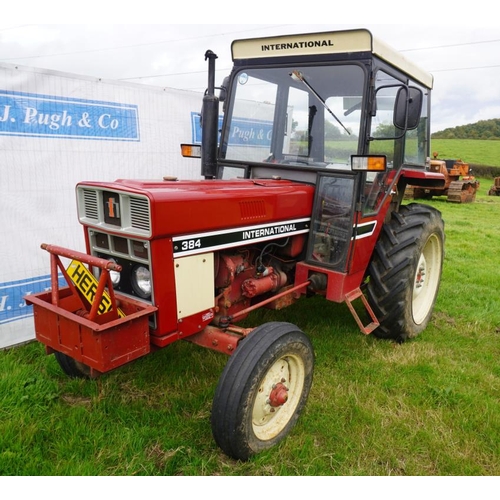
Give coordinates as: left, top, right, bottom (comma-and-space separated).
221, 64, 366, 169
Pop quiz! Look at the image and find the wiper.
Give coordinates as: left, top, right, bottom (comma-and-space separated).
290, 70, 351, 136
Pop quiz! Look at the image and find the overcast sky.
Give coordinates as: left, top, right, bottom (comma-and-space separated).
1, 6, 499, 134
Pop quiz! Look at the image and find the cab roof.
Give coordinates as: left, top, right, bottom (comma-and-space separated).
231, 28, 433, 89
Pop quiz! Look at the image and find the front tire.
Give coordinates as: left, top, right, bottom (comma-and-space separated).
211, 322, 314, 461
366, 203, 445, 342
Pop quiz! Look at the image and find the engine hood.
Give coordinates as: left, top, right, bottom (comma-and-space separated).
77, 178, 315, 239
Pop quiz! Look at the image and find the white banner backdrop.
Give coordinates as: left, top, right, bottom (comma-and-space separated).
0, 62, 204, 348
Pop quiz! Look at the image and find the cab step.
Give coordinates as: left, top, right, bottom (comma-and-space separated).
344, 288, 380, 335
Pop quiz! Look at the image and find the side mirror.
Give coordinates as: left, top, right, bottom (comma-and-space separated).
220, 76, 229, 113
394, 86, 423, 130
219, 76, 229, 103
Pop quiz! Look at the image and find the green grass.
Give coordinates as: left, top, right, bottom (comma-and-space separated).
1, 181, 500, 476
431, 139, 500, 167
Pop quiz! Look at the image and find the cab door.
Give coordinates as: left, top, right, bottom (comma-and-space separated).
306, 172, 357, 272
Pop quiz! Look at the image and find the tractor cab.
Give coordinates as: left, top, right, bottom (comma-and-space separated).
214, 29, 431, 175
192, 29, 436, 279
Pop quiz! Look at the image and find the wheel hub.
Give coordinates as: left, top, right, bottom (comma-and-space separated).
414, 255, 426, 294
268, 381, 289, 407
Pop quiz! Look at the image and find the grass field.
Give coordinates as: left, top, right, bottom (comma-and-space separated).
1, 179, 500, 477
430, 138, 500, 167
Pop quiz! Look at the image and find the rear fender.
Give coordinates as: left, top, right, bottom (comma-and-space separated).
400, 168, 446, 189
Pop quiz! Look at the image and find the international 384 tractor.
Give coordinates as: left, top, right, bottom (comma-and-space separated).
26, 29, 446, 460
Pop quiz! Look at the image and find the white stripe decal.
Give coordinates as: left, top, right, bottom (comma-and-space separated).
173, 218, 311, 257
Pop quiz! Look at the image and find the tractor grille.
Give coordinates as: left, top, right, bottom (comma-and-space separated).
77, 186, 151, 237
129, 197, 150, 232
82, 189, 99, 221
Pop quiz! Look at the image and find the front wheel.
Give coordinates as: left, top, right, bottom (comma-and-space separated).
211, 322, 314, 461
366, 203, 445, 342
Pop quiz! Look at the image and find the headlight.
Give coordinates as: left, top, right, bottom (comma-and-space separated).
108, 258, 121, 286
131, 265, 151, 299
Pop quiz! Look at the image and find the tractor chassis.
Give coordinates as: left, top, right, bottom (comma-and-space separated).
26, 243, 379, 374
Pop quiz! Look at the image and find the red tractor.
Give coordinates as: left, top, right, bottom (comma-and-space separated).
26, 29, 446, 461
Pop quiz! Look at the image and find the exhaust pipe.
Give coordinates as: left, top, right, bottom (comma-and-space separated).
201, 50, 219, 179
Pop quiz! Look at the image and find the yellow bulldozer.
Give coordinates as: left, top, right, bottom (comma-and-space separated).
406, 153, 479, 203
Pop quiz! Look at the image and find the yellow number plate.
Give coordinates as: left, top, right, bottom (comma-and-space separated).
66, 260, 125, 317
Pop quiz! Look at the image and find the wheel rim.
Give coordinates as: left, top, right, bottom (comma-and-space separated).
412, 233, 442, 325
252, 353, 305, 441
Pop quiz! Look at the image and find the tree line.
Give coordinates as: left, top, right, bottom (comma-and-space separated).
432, 119, 500, 140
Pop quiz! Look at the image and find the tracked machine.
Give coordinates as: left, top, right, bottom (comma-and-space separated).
26, 29, 446, 460
407, 153, 479, 203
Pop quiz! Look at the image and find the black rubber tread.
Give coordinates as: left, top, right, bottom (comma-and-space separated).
366, 203, 444, 343
211, 322, 314, 461
54, 351, 91, 378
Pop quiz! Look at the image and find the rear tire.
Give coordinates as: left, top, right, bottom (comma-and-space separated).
211, 322, 314, 461
366, 203, 444, 342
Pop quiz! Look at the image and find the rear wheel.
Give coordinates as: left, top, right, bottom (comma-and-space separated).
366, 203, 444, 342
54, 351, 92, 378
211, 322, 314, 461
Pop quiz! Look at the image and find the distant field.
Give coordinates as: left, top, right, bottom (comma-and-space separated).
430, 139, 500, 168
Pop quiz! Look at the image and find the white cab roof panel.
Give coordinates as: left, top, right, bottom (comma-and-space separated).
232, 29, 433, 89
